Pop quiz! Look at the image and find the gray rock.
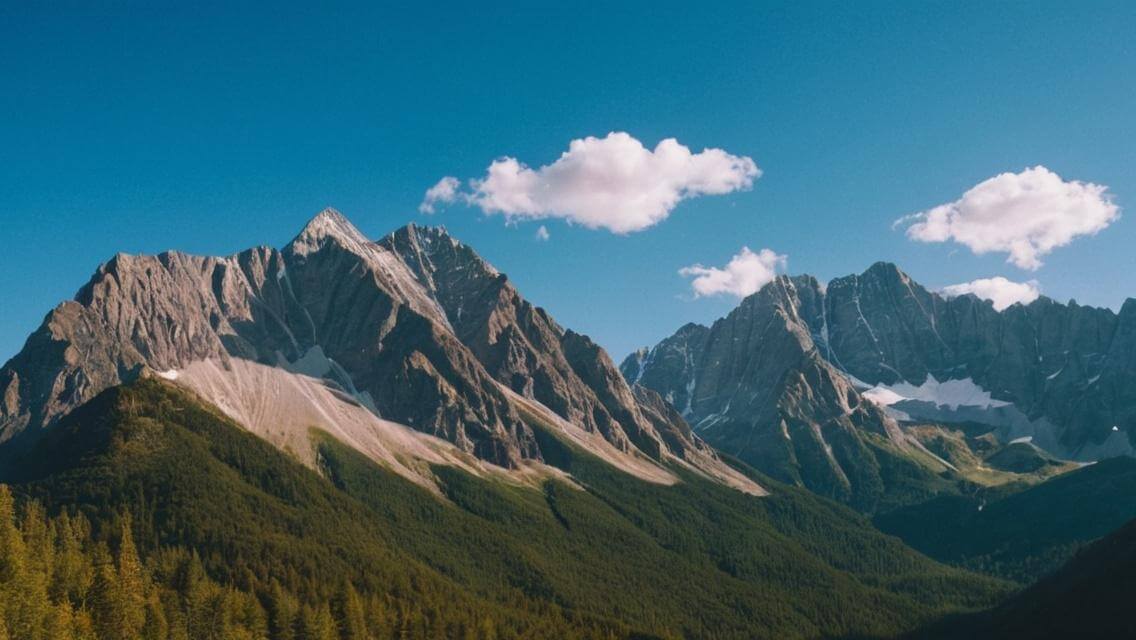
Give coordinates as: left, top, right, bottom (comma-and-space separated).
627, 261, 1136, 494
624, 276, 920, 510
0, 209, 725, 478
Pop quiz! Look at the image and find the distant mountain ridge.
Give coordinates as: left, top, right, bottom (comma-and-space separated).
623, 262, 1136, 506
0, 209, 758, 494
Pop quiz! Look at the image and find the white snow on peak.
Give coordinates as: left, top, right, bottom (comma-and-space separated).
860, 374, 1011, 411
860, 386, 906, 406
1009, 435, 1034, 444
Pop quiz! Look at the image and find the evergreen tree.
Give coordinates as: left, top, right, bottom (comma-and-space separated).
297, 602, 337, 640
43, 601, 76, 640
332, 581, 367, 640
89, 543, 123, 640
50, 512, 93, 606
115, 514, 147, 638
141, 593, 169, 640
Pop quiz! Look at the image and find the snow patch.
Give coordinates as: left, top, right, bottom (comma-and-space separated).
859, 375, 1010, 411
156, 369, 180, 381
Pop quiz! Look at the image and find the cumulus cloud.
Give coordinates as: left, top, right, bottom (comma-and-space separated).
895, 166, 1119, 270
535, 225, 550, 241
940, 277, 1040, 311
680, 247, 786, 298
418, 176, 461, 214
418, 132, 760, 233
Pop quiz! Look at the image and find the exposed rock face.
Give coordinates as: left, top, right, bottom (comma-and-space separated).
624, 277, 917, 509
625, 262, 1136, 480
0, 247, 301, 440
0, 210, 754, 493
380, 223, 726, 464
819, 262, 1129, 457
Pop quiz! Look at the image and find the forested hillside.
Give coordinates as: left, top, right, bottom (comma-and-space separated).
0, 379, 1010, 639
875, 457, 1136, 583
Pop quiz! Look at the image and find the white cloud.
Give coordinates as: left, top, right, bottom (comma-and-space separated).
419, 132, 760, 233
940, 277, 1040, 311
535, 225, 550, 241
418, 176, 461, 214
896, 166, 1119, 270
680, 246, 786, 298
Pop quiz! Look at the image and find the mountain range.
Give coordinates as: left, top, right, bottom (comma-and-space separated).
622, 264, 1136, 509
1, 208, 1133, 639
0, 209, 755, 495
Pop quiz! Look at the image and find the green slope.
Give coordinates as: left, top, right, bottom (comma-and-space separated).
874, 457, 1136, 583
3, 379, 1010, 639
914, 517, 1136, 639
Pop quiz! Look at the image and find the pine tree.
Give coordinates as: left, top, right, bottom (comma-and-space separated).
297, 602, 337, 640
43, 601, 77, 640
141, 593, 169, 640
115, 514, 147, 638
267, 579, 299, 640
0, 492, 49, 640
184, 555, 225, 640
50, 512, 93, 606
89, 543, 124, 640
333, 581, 367, 640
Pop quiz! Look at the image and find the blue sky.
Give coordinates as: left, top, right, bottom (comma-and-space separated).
2, 1, 1134, 363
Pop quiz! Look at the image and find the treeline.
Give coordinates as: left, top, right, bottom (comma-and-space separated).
0, 485, 546, 640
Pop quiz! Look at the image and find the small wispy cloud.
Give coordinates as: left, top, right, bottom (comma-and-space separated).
680, 246, 786, 298
940, 276, 1040, 311
418, 176, 461, 214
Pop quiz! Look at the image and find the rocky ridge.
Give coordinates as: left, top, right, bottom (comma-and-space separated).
0, 209, 761, 494
624, 262, 1136, 502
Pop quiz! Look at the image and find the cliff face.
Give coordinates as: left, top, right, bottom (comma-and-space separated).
819, 262, 1130, 457
625, 276, 916, 509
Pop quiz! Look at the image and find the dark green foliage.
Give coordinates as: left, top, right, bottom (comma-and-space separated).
875, 456, 1136, 583
3, 379, 1011, 638
320, 400, 1010, 639
913, 517, 1136, 639
983, 442, 1065, 474
5, 380, 610, 638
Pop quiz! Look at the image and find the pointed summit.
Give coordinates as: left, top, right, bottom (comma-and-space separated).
859, 261, 909, 283
287, 207, 372, 256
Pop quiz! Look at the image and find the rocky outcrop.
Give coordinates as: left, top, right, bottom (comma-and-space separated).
381, 224, 699, 463
0, 246, 302, 441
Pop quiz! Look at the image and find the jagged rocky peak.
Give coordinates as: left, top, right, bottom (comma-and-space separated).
0, 240, 310, 443
624, 272, 911, 509
379, 222, 508, 333
620, 346, 652, 385
633, 260, 1136, 484
1, 208, 760, 494
382, 223, 722, 467
287, 207, 373, 256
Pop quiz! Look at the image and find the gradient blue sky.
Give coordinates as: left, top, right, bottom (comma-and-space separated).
2, 1, 1134, 363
